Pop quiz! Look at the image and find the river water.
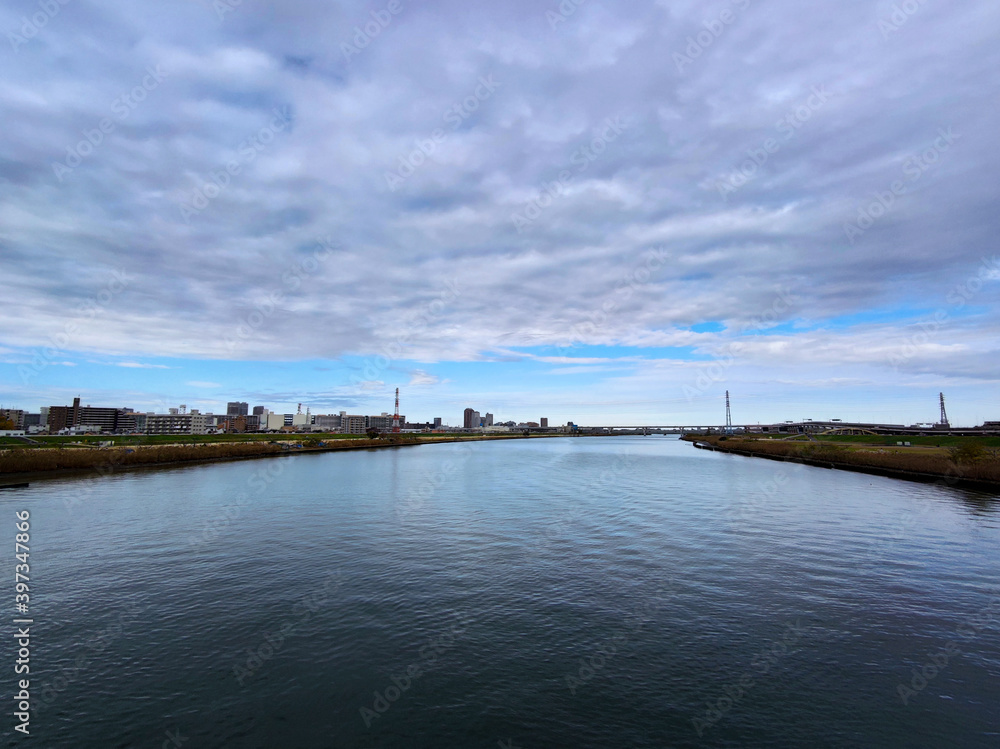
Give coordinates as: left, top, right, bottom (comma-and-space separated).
6, 436, 999, 747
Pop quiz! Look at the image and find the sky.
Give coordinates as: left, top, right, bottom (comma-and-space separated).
1, 0, 998, 427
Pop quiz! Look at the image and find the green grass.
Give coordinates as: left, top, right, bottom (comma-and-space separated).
0, 432, 368, 449
0, 431, 528, 451
813, 434, 1000, 448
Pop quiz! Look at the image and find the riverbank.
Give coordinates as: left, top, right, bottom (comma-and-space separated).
683, 434, 1000, 490
0, 434, 555, 485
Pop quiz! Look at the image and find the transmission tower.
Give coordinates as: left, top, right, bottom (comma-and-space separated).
392, 388, 401, 433
725, 390, 733, 434
939, 392, 949, 427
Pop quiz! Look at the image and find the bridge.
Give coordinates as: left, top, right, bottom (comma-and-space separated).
563, 420, 999, 436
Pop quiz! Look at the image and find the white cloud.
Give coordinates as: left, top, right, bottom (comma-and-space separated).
408, 370, 440, 386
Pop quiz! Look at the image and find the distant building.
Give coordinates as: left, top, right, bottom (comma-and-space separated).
540, 418, 548, 428
265, 413, 286, 431
0, 409, 25, 429
367, 413, 395, 431
404, 422, 434, 431
224, 415, 248, 433
144, 412, 209, 435
46, 398, 135, 434
463, 408, 476, 429
79, 406, 135, 434
252, 405, 266, 416
484, 413, 494, 427
341, 415, 366, 434
227, 402, 249, 416
47, 397, 82, 432
433, 417, 442, 429
313, 414, 342, 431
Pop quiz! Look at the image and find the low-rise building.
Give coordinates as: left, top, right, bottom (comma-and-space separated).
341, 415, 366, 434
143, 412, 209, 435
0, 409, 25, 429
313, 414, 342, 431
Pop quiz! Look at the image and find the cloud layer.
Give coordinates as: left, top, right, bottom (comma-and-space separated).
1, 0, 998, 421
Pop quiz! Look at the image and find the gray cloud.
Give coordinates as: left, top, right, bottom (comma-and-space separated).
0, 0, 998, 385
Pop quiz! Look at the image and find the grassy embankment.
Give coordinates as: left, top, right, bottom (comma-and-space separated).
682, 433, 1000, 487
0, 432, 545, 480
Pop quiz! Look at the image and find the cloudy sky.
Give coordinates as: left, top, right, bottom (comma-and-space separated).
1, 0, 998, 426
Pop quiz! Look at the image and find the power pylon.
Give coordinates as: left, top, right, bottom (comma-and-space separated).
392, 388, 401, 433
939, 392, 949, 427
725, 390, 733, 434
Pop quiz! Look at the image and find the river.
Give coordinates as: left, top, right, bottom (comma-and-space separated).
8, 436, 999, 747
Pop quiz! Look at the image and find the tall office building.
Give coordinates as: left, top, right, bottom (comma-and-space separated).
540, 418, 548, 427
464, 408, 476, 428
484, 413, 494, 427
252, 405, 266, 416
227, 401, 249, 416
433, 417, 442, 429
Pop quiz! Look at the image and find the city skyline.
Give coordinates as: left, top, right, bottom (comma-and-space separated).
2, 0, 998, 428
1, 387, 990, 430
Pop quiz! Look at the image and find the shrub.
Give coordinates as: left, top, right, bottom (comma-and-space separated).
949, 441, 987, 464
